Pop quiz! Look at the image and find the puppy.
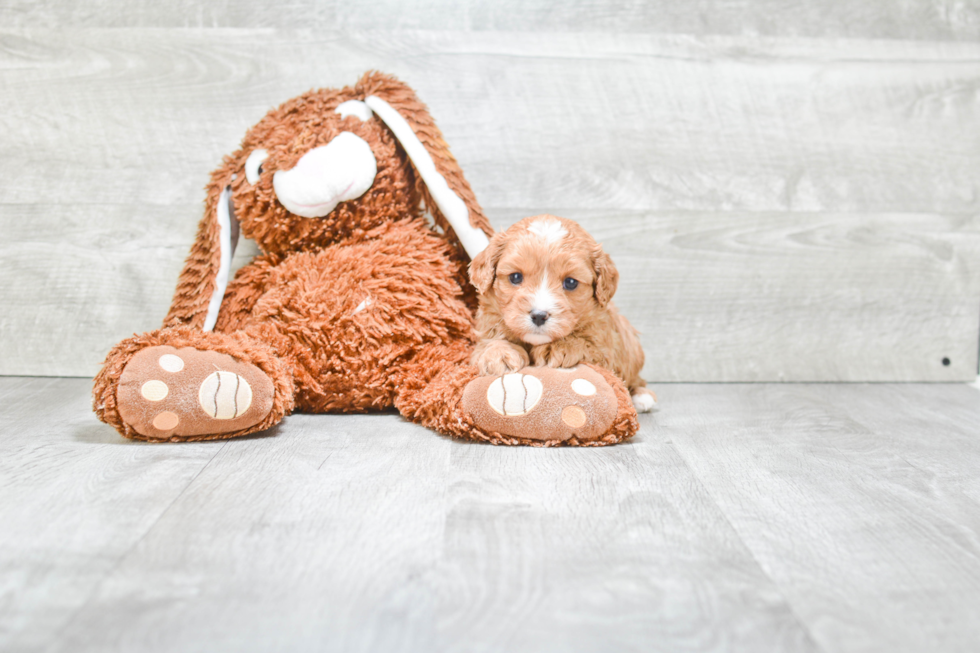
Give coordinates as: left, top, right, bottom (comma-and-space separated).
469, 215, 657, 412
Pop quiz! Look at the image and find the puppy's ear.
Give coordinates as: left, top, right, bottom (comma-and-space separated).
358, 72, 492, 260
163, 168, 240, 331
469, 231, 509, 295
592, 244, 619, 307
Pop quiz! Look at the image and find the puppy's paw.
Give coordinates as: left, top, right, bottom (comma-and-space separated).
631, 387, 658, 413
476, 340, 530, 376
533, 340, 586, 369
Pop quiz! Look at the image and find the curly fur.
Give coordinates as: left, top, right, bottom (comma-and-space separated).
93, 73, 639, 445
470, 215, 648, 396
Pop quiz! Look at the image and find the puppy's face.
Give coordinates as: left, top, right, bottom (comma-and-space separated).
470, 215, 619, 345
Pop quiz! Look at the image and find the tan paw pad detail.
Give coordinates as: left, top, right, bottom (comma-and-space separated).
486, 373, 543, 416
199, 371, 253, 419
158, 354, 184, 373
140, 380, 169, 401
152, 411, 179, 430
561, 405, 587, 428
571, 378, 596, 396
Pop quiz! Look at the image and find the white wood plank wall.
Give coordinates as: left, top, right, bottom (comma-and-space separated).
1, 2, 978, 381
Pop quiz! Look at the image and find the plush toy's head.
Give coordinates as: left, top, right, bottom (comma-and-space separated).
165, 71, 493, 330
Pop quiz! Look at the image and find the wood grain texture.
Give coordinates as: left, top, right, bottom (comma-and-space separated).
5, 377, 980, 651
423, 440, 815, 652
6, 204, 976, 381
2, 1, 978, 41
1, 28, 978, 379
0, 204, 260, 378
2, 30, 978, 213
3, 378, 818, 652
0, 377, 224, 652
659, 382, 980, 652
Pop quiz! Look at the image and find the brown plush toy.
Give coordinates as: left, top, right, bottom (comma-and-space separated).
92, 72, 639, 446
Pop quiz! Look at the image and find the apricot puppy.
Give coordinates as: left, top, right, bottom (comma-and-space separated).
469, 215, 656, 412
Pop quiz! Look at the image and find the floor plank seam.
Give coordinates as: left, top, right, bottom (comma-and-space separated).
664, 437, 829, 652
41, 441, 230, 652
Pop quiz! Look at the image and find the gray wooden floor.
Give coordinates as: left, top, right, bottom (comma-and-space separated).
3, 378, 980, 652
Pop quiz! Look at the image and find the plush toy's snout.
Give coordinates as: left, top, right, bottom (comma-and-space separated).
272, 132, 378, 218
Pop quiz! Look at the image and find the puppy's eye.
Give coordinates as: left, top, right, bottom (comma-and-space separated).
509, 272, 524, 285
563, 277, 579, 291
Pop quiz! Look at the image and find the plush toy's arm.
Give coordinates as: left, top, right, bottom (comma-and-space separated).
211, 255, 279, 333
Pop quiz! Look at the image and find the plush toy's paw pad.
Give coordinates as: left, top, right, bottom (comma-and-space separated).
116, 346, 273, 440
632, 388, 658, 413
485, 373, 544, 415
462, 365, 619, 444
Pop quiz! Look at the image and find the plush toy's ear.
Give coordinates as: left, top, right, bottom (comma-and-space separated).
360, 73, 492, 260
592, 244, 619, 308
163, 179, 240, 330
469, 230, 508, 295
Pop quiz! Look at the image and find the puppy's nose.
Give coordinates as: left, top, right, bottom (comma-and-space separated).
530, 310, 549, 327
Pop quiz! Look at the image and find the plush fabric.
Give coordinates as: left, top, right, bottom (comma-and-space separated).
92, 71, 639, 446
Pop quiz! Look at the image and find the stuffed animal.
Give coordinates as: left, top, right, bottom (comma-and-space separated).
92, 71, 639, 446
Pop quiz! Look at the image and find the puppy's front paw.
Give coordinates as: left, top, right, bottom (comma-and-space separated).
476, 341, 530, 376
534, 340, 586, 369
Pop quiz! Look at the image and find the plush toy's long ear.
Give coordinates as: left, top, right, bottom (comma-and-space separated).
360, 73, 492, 260
163, 180, 240, 330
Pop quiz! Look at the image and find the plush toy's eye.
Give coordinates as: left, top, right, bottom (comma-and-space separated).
245, 149, 269, 185
563, 277, 579, 291
509, 272, 523, 285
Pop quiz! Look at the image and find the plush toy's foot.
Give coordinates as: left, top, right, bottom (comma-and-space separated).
115, 345, 274, 441
461, 365, 637, 446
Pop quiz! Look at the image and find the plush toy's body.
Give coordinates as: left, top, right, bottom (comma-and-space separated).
93, 72, 639, 446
